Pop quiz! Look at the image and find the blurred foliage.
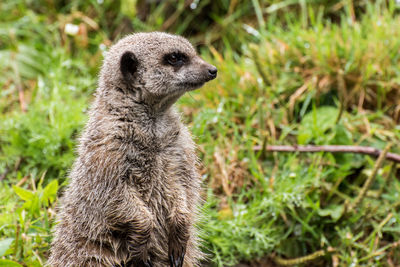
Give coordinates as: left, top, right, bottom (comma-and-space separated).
1, 0, 400, 266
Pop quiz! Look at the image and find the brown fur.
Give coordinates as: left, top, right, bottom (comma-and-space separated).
48, 32, 217, 267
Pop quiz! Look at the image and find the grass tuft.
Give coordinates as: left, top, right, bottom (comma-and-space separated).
1, 0, 400, 266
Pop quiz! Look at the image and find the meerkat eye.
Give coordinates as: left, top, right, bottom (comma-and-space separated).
169, 54, 178, 63
164, 52, 187, 67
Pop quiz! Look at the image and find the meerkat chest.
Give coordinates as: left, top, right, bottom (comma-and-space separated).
125, 127, 194, 194
161, 144, 193, 174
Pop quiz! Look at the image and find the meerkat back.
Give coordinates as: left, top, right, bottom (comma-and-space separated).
48, 32, 217, 267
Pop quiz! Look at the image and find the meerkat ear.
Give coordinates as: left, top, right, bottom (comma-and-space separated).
120, 51, 138, 83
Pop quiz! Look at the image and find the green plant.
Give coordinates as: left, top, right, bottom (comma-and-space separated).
0, 177, 58, 266
1, 0, 400, 266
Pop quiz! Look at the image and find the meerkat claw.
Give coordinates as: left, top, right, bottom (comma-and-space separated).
176, 257, 182, 267
169, 254, 175, 267
144, 259, 153, 267
179, 254, 185, 266
169, 250, 185, 267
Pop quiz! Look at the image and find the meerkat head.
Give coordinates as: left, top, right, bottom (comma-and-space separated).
99, 32, 217, 110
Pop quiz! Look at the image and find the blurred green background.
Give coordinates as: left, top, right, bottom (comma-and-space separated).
1, 0, 400, 266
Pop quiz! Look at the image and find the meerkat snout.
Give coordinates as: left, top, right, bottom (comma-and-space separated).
182, 55, 217, 84
208, 65, 218, 79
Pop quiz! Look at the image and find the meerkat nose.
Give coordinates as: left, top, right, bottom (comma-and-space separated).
208, 66, 218, 79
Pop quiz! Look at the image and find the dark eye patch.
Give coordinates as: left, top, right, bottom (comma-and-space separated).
163, 52, 188, 67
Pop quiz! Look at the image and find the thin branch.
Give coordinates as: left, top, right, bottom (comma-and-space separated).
254, 144, 400, 163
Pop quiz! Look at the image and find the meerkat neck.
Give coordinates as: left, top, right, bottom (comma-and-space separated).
152, 92, 183, 114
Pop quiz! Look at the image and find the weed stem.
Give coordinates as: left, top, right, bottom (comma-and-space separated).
348, 143, 392, 212
273, 247, 336, 265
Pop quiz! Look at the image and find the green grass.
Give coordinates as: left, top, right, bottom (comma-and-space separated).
1, 0, 400, 266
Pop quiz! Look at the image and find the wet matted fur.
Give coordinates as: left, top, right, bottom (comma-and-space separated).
48, 32, 217, 267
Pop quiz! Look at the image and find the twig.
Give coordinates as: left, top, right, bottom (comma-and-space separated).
253, 144, 400, 163
15, 175, 29, 187
348, 143, 392, 212
273, 247, 336, 266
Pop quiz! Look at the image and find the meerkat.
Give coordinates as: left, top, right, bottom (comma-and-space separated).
47, 32, 217, 267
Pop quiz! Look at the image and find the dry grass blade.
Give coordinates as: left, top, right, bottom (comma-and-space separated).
11, 54, 27, 112
213, 149, 232, 197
